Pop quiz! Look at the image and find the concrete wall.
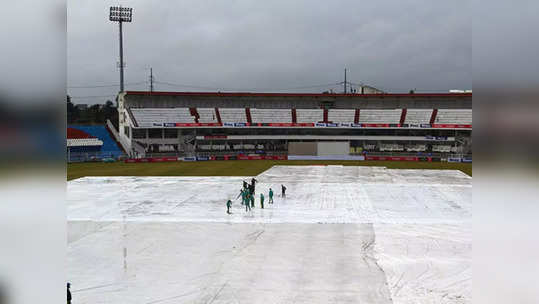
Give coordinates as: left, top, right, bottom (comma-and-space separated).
289, 141, 351, 156
317, 142, 350, 156
288, 142, 317, 155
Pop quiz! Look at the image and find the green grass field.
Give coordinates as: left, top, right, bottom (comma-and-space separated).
67, 160, 472, 181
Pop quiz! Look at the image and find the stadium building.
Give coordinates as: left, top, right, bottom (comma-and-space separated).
113, 91, 472, 161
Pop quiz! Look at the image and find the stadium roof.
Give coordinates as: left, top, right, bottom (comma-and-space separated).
125, 91, 472, 98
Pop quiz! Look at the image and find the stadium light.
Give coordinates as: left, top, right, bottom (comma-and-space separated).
109, 6, 133, 93
109, 6, 133, 22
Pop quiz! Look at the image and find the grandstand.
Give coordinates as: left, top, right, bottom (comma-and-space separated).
67, 125, 124, 162
405, 109, 433, 124
131, 108, 194, 126
358, 109, 401, 124
251, 108, 291, 123
220, 108, 247, 123
296, 109, 323, 123
435, 109, 472, 124
197, 108, 219, 123
327, 109, 355, 124
114, 91, 472, 160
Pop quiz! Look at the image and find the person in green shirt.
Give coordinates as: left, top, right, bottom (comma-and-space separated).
260, 193, 265, 209
269, 188, 274, 204
245, 193, 251, 212
237, 188, 245, 205
250, 192, 255, 208
243, 188, 250, 206
226, 199, 232, 214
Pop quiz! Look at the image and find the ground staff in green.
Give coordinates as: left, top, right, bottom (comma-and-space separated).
237, 189, 244, 205
226, 200, 232, 214
242, 189, 248, 206
245, 193, 251, 212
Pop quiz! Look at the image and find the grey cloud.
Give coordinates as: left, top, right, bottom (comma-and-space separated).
68, 0, 471, 103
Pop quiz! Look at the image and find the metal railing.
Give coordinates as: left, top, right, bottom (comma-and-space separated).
67, 150, 126, 163
351, 151, 472, 159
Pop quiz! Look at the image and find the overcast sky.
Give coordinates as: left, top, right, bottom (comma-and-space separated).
67, 0, 471, 104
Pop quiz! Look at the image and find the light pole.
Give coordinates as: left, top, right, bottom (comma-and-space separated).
109, 6, 133, 93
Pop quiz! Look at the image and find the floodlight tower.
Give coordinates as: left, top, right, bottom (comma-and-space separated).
109, 6, 133, 93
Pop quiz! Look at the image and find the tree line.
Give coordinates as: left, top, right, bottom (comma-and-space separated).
67, 95, 118, 128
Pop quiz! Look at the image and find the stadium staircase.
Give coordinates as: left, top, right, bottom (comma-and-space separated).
430, 109, 438, 124
399, 109, 407, 125
189, 108, 200, 123
126, 108, 139, 127
245, 108, 252, 124
105, 121, 126, 153
214, 107, 222, 124
323, 109, 329, 123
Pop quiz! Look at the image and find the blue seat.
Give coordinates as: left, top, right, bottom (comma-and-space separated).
68, 125, 123, 159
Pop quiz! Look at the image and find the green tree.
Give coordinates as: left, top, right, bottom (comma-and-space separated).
67, 95, 80, 123
67, 97, 117, 125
